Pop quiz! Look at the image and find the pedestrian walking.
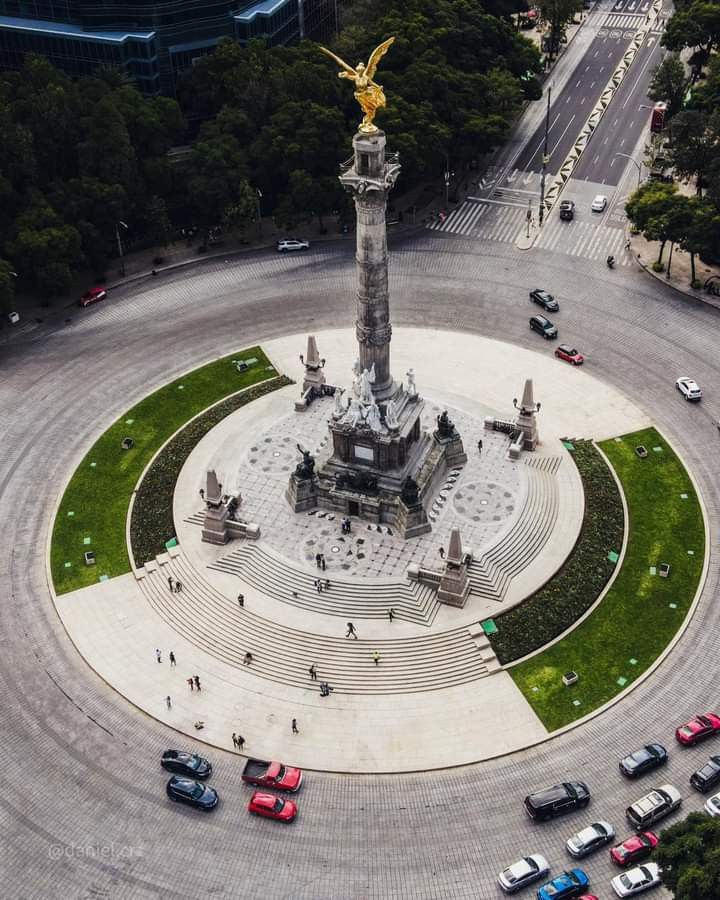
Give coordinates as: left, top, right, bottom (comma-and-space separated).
169, 651, 176, 667
372, 650, 380, 666
439, 546, 445, 560
243, 652, 253, 665
388, 608, 395, 622
320, 555, 326, 571
187, 677, 194, 691
165, 695, 172, 709
309, 664, 318, 680
315, 552, 322, 568
174, 580, 183, 593
292, 718, 299, 734
346, 622, 358, 639
324, 579, 330, 590
237, 594, 245, 607
199, 488, 205, 500
194, 674, 201, 691
155, 648, 162, 663
477, 438, 483, 454
237, 734, 245, 750
167, 575, 174, 591
232, 732, 238, 749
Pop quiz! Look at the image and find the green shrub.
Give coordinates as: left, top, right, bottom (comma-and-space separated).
652, 261, 665, 272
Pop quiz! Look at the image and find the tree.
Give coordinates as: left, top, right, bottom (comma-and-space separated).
0, 259, 16, 314
537, 0, 583, 60
668, 109, 720, 195
648, 54, 689, 119
144, 196, 173, 249
678, 196, 720, 281
221, 180, 257, 240
625, 181, 682, 263
655, 811, 720, 899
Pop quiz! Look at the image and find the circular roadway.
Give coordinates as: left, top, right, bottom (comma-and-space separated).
2, 233, 718, 898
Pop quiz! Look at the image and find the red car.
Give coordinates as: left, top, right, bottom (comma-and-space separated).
610, 831, 658, 867
248, 791, 297, 823
676, 713, 720, 746
554, 344, 584, 365
79, 286, 107, 307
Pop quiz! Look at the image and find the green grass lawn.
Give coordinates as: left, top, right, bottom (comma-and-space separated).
51, 348, 277, 595
510, 427, 705, 731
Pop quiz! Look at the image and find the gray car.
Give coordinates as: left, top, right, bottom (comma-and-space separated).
529, 314, 558, 339
565, 820, 615, 857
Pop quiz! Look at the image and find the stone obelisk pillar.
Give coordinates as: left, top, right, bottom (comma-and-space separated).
340, 130, 401, 402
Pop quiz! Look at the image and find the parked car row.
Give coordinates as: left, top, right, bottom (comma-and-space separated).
499, 713, 720, 896
161, 750, 303, 822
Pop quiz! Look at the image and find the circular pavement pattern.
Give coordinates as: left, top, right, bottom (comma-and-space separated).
2, 233, 719, 898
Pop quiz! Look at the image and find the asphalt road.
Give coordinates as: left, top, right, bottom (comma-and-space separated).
574, 31, 665, 184
2, 234, 719, 898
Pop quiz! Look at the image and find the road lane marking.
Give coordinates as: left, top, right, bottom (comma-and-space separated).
549, 114, 577, 157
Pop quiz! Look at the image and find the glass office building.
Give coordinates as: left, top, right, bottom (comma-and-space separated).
0, 0, 337, 94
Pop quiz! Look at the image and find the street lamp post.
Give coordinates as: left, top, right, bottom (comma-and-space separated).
256, 189, 263, 239
539, 84, 552, 227
613, 153, 642, 190
115, 221, 128, 277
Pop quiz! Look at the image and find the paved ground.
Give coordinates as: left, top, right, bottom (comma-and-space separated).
2, 229, 717, 897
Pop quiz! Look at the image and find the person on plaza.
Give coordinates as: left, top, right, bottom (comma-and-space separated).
477, 438, 483, 454
232, 733, 238, 750
167, 575, 174, 591
439, 546, 445, 559
155, 648, 162, 663
237, 735, 245, 750
237, 594, 244, 607
169, 651, 176, 667
346, 622, 358, 639
165, 696, 172, 709
308, 664, 318, 680
193, 675, 201, 691
388, 608, 395, 622
243, 652, 253, 665
372, 650, 380, 666
174, 580, 183, 593
315, 553, 322, 568
187, 677, 194, 691
292, 718, 299, 734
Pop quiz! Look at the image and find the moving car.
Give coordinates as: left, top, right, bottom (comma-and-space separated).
591, 195, 607, 212
626, 784, 681, 830
676, 712, 720, 745
704, 792, 720, 816
536, 868, 589, 900
566, 821, 615, 858
276, 238, 310, 252
497, 854, 549, 893
529, 314, 558, 340
611, 863, 661, 897
79, 286, 107, 307
559, 200, 575, 220
166, 776, 218, 810
610, 832, 658, 867
675, 377, 702, 401
555, 344, 584, 365
619, 744, 668, 778
524, 781, 590, 820
690, 755, 720, 792
161, 749, 212, 779
529, 289, 559, 311
242, 758, 303, 792
248, 790, 297, 822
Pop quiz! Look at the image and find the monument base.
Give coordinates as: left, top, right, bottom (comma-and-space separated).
202, 506, 230, 545
285, 474, 319, 513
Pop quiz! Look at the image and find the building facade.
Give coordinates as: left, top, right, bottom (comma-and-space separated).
0, 0, 338, 94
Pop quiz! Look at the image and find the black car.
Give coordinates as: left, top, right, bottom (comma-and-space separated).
559, 200, 575, 221
529, 289, 559, 312
529, 315, 558, 339
619, 744, 668, 778
161, 749, 212, 779
524, 782, 590, 821
166, 776, 218, 810
690, 755, 720, 792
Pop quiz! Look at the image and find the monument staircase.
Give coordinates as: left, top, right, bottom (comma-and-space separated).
209, 545, 442, 626
136, 552, 500, 695
467, 456, 562, 601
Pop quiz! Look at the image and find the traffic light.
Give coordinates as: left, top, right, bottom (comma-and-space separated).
650, 102, 667, 134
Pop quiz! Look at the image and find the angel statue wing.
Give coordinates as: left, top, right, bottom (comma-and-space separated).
365, 37, 395, 80
318, 45, 357, 77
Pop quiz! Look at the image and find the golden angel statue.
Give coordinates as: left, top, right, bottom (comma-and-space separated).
319, 37, 395, 134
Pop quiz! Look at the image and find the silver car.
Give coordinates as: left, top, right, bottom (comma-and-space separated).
611, 862, 661, 896
705, 792, 720, 816
276, 238, 310, 252
566, 820, 615, 857
497, 854, 549, 893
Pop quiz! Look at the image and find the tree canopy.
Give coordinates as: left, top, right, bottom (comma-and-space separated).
656, 811, 720, 899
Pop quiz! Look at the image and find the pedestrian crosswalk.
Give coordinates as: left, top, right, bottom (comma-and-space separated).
602, 12, 645, 27
427, 197, 633, 265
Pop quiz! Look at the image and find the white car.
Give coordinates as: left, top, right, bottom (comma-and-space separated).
611, 862, 661, 896
566, 820, 615, 857
591, 194, 608, 212
497, 853, 549, 893
276, 238, 310, 252
7, 311, 20, 324
676, 376, 702, 401
705, 792, 720, 816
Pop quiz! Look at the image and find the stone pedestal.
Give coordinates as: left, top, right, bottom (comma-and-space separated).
285, 474, 319, 513
516, 378, 540, 451
395, 498, 431, 538
202, 505, 230, 545
437, 528, 470, 607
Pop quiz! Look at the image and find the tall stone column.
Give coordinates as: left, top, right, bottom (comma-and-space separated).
340, 129, 401, 402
